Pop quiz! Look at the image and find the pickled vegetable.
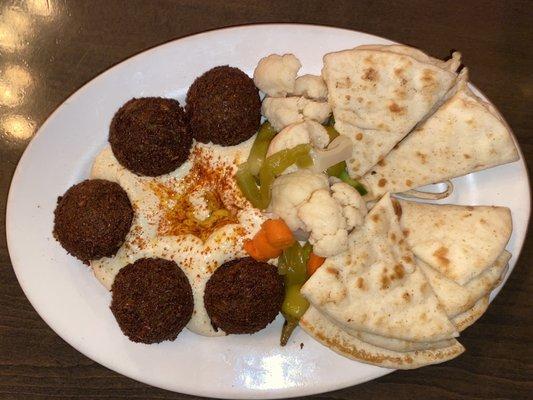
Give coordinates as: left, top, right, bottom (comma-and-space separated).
339, 170, 368, 196
325, 125, 340, 142
282, 284, 309, 319
296, 153, 314, 168
327, 160, 346, 177
280, 315, 299, 346
237, 129, 313, 209
258, 143, 312, 208
235, 163, 262, 208
247, 121, 277, 175
278, 241, 313, 345
282, 241, 311, 286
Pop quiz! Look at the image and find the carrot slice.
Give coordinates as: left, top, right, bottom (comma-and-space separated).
243, 240, 264, 261
307, 252, 325, 275
262, 218, 295, 249
243, 231, 282, 261
253, 229, 283, 260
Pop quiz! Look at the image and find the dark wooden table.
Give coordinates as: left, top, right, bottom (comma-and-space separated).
1, 1, 531, 399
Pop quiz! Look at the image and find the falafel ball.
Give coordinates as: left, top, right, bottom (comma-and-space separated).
110, 258, 194, 344
53, 179, 133, 263
204, 257, 284, 334
109, 97, 192, 176
186, 66, 261, 146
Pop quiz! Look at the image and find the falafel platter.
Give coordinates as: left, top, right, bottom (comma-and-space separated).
7, 25, 530, 396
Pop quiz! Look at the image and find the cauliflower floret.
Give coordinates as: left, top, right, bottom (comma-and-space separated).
253, 54, 301, 97
266, 120, 329, 157
262, 96, 332, 132
298, 189, 349, 257
270, 171, 368, 258
270, 170, 329, 231
301, 99, 331, 123
261, 97, 302, 131
293, 74, 328, 100
306, 120, 330, 149
331, 182, 367, 229
311, 229, 348, 258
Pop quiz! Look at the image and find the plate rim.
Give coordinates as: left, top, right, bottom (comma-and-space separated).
5, 23, 531, 399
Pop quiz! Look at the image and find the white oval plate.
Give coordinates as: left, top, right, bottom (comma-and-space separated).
6, 24, 530, 399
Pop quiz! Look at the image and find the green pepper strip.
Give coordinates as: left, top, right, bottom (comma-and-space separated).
280, 314, 299, 346
283, 242, 306, 286
247, 122, 277, 176
325, 125, 340, 142
235, 162, 263, 208
282, 283, 309, 319
339, 170, 368, 196
327, 160, 347, 178
296, 153, 314, 169
278, 241, 313, 345
277, 251, 288, 275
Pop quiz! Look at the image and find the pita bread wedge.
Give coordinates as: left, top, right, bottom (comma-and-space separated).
418, 251, 510, 317
322, 45, 459, 177
301, 193, 458, 343
355, 45, 462, 73
417, 260, 470, 317
300, 307, 465, 369
355, 329, 458, 352
450, 261, 508, 332
398, 199, 512, 285
361, 69, 519, 199
452, 296, 490, 332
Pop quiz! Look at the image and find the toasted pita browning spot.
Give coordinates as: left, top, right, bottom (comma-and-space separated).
394, 89, 407, 99
356, 132, 363, 140
378, 178, 387, 187
393, 264, 405, 280
362, 68, 378, 81
415, 151, 428, 164
389, 102, 406, 114
422, 69, 436, 83
420, 282, 430, 294
380, 271, 391, 290
433, 246, 450, 267
392, 199, 402, 218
